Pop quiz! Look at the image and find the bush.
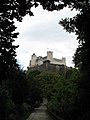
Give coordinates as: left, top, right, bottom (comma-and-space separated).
20, 102, 32, 120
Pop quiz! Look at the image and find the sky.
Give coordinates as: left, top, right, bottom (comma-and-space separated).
14, 5, 78, 70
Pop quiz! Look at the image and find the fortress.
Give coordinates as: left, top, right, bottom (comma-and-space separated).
29, 51, 66, 67
29, 51, 67, 74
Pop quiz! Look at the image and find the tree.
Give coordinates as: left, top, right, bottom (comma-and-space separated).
0, 1, 34, 119
0, 2, 20, 119
0, 0, 40, 83
26, 70, 42, 107
8, 69, 29, 105
47, 68, 80, 120
0, 84, 15, 120
0, 18, 19, 82
59, 1, 90, 119
35, 72, 64, 101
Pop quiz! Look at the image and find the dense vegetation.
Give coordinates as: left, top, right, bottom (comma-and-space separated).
0, 1, 33, 119
26, 69, 81, 120
26, 70, 42, 107
0, 0, 90, 120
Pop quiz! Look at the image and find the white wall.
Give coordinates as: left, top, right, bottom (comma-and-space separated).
30, 52, 66, 67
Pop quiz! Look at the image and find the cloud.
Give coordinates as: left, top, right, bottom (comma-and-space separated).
14, 5, 78, 69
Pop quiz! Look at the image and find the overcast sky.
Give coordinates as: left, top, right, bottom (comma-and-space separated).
14, 5, 78, 70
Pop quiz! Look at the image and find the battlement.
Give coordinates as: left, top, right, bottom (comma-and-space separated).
29, 51, 66, 68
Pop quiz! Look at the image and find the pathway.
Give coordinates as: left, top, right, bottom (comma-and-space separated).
26, 104, 53, 120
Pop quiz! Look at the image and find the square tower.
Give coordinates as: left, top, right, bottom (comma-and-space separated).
47, 51, 53, 61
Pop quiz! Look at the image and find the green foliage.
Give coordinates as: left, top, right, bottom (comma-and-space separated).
36, 72, 64, 100
0, 84, 15, 120
8, 69, 29, 104
31, 70, 81, 120
26, 70, 41, 80
20, 103, 32, 120
59, 1, 90, 119
26, 70, 42, 106
0, 68, 29, 120
47, 69, 81, 120
0, 1, 31, 118
0, 18, 19, 83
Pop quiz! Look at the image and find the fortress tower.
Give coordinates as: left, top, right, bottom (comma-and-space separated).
30, 53, 37, 67
47, 51, 53, 60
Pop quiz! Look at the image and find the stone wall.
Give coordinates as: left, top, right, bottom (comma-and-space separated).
29, 60, 67, 75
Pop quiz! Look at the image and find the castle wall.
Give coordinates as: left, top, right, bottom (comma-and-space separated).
51, 58, 66, 65
29, 51, 66, 67
37, 59, 43, 66
29, 61, 67, 75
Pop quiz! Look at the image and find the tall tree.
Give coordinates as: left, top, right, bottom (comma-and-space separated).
26, 70, 42, 106
59, 1, 90, 119
0, 18, 19, 82
0, 1, 34, 119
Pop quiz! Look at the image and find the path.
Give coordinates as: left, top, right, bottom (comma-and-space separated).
26, 104, 53, 120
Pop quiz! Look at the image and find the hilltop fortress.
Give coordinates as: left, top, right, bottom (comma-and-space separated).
29, 51, 66, 67
29, 51, 67, 74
